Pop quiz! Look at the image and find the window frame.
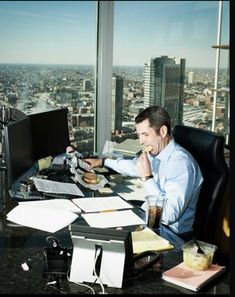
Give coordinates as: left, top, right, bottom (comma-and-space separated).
95, 1, 114, 153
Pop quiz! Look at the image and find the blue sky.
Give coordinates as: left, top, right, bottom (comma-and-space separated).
0, 1, 229, 68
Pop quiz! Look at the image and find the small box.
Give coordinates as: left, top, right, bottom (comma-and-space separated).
182, 240, 217, 271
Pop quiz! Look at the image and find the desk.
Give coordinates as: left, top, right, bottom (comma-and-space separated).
0, 213, 230, 294
0, 173, 230, 294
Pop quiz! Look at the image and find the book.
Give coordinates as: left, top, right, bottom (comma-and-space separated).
162, 262, 226, 292
131, 227, 174, 254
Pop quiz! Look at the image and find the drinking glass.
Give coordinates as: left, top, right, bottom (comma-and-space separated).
145, 195, 165, 230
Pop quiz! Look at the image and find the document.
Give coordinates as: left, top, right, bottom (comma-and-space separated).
131, 227, 174, 254
81, 209, 145, 228
72, 196, 133, 213
19, 198, 81, 213
6, 204, 79, 233
32, 177, 84, 197
162, 262, 226, 292
115, 177, 145, 202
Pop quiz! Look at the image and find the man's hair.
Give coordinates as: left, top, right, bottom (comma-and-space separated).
135, 106, 171, 135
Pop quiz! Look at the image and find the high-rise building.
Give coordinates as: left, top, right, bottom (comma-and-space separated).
83, 79, 92, 91
144, 56, 185, 128
188, 71, 194, 84
112, 74, 123, 133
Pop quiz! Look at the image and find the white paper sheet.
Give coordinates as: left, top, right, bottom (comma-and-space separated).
6, 204, 79, 233
82, 209, 145, 228
72, 196, 133, 213
114, 177, 146, 202
32, 177, 84, 197
19, 198, 81, 213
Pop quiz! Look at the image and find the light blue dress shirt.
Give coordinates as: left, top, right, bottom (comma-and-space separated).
104, 138, 203, 235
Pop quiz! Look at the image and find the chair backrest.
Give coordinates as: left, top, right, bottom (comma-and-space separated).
172, 125, 229, 244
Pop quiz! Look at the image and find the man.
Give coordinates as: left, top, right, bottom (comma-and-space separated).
85, 106, 203, 248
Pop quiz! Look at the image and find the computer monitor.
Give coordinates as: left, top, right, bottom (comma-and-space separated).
4, 117, 33, 187
69, 224, 134, 288
29, 108, 70, 161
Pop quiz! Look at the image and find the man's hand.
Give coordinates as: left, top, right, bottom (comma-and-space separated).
137, 152, 152, 177
83, 158, 103, 169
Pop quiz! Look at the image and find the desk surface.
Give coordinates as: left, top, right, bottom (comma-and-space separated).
0, 210, 230, 295
0, 172, 230, 295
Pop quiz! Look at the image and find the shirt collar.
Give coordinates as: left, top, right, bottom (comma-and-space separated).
155, 138, 177, 162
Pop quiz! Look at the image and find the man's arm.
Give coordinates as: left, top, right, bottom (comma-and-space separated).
85, 157, 140, 177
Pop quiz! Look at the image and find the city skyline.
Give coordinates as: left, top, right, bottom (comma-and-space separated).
0, 1, 229, 68
0, 60, 229, 150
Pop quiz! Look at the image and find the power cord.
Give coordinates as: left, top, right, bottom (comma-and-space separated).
93, 246, 106, 294
66, 265, 95, 294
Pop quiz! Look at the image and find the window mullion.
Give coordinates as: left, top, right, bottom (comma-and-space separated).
95, 1, 114, 153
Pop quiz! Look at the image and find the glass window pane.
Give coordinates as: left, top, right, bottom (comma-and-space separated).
113, 1, 229, 146
217, 1, 230, 144
0, 1, 97, 154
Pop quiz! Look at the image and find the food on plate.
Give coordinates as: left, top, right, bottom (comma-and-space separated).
82, 172, 100, 184
143, 145, 153, 153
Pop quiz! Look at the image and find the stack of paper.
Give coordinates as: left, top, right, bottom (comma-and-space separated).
81, 209, 145, 228
72, 196, 133, 212
6, 199, 81, 233
131, 227, 174, 254
19, 199, 81, 213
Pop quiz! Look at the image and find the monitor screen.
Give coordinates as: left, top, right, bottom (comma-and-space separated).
29, 108, 70, 161
4, 117, 33, 187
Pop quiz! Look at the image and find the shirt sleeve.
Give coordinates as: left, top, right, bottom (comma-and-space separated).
104, 157, 140, 177
143, 157, 200, 226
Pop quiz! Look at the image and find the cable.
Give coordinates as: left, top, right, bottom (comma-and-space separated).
66, 265, 95, 295
45, 283, 66, 294
93, 246, 106, 294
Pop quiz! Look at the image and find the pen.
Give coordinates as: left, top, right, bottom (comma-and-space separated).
100, 209, 117, 213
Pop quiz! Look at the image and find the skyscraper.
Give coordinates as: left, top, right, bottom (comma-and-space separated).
188, 71, 194, 84
112, 74, 123, 133
144, 56, 185, 128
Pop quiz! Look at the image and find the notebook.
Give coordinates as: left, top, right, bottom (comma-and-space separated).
162, 262, 226, 292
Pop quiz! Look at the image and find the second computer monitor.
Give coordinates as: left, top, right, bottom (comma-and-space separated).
4, 117, 33, 187
29, 108, 70, 161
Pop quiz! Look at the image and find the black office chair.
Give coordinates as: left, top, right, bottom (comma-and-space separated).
172, 124, 229, 245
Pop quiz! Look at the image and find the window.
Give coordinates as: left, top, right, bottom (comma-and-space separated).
112, 1, 230, 144
0, 1, 97, 155
0, 1, 230, 159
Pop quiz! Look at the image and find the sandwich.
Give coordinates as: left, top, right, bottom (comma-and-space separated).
82, 172, 100, 184
143, 145, 153, 153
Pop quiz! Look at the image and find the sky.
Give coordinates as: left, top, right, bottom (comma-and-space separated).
0, 1, 230, 68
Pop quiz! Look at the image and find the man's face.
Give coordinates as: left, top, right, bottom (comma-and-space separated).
136, 119, 163, 155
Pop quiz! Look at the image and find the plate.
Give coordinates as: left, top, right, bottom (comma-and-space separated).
76, 174, 109, 191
